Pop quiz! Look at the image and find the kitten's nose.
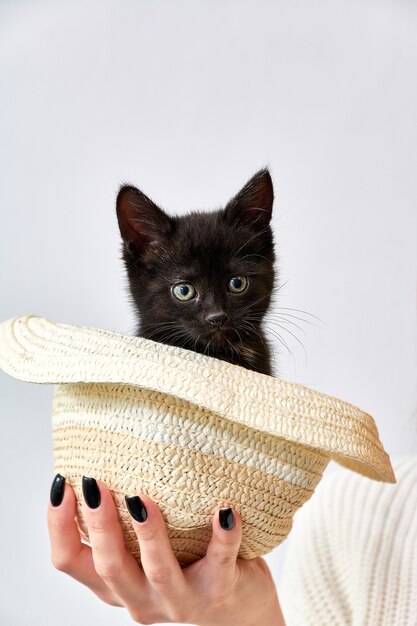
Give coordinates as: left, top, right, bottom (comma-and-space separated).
206, 312, 229, 327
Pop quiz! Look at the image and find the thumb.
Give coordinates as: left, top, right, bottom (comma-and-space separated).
204, 507, 243, 587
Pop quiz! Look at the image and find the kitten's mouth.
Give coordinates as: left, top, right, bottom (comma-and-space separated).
206, 327, 232, 347
211, 329, 225, 342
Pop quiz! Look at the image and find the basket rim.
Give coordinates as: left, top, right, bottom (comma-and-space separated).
0, 315, 395, 483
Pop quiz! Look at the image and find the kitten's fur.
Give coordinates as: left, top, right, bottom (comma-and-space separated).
116, 169, 275, 375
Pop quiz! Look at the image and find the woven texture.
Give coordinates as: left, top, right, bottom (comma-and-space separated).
0, 315, 395, 565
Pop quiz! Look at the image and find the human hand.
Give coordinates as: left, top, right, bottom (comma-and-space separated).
47, 475, 285, 625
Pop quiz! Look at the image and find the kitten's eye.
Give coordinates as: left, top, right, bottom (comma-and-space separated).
228, 276, 248, 293
172, 283, 197, 301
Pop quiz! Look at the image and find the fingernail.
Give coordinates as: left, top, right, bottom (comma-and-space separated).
219, 507, 235, 530
50, 473, 65, 507
82, 476, 101, 509
125, 495, 148, 523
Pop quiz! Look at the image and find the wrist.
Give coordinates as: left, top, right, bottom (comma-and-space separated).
247, 594, 285, 626
260, 594, 286, 626
196, 593, 285, 626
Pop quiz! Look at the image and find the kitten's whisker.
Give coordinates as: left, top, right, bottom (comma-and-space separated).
265, 315, 307, 335
240, 320, 258, 335
239, 294, 271, 316
233, 327, 245, 347
142, 327, 177, 339
276, 279, 290, 292
142, 320, 178, 328
266, 312, 317, 328
225, 337, 240, 358
155, 331, 180, 344
142, 323, 181, 341
178, 336, 192, 350
248, 310, 308, 336
240, 321, 266, 345
276, 307, 325, 324
263, 326, 296, 366
238, 253, 273, 264
239, 321, 271, 363
238, 280, 288, 317
263, 321, 307, 364
204, 340, 213, 356
153, 328, 190, 347
193, 333, 203, 353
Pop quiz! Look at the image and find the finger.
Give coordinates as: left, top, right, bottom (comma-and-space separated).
81, 478, 148, 611
47, 475, 121, 606
204, 507, 242, 590
127, 494, 187, 601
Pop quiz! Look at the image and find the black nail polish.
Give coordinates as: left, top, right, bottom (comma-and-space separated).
50, 473, 65, 507
125, 495, 148, 522
219, 508, 235, 530
82, 476, 101, 509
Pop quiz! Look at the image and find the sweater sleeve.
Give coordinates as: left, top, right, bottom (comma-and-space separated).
279, 458, 417, 626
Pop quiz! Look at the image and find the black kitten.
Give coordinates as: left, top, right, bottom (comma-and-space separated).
116, 169, 275, 375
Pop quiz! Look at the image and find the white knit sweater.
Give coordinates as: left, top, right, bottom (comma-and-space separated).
280, 457, 417, 626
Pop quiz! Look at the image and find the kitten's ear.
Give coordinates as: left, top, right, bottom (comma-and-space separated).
116, 185, 172, 255
224, 169, 274, 230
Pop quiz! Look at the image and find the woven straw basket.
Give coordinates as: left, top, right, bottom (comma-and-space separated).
0, 315, 395, 566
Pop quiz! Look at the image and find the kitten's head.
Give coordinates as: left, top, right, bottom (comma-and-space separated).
116, 169, 275, 371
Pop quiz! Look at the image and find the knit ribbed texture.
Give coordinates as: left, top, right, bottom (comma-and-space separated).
280, 457, 417, 626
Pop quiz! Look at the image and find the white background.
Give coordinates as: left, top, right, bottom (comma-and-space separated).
1, 1, 417, 624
